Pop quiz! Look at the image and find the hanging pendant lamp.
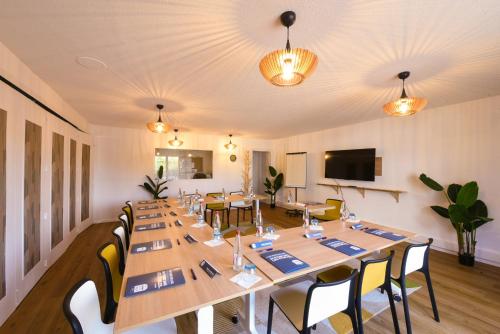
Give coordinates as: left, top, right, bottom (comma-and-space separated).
168, 129, 184, 147
147, 104, 171, 133
224, 134, 237, 150
259, 11, 318, 87
383, 71, 427, 116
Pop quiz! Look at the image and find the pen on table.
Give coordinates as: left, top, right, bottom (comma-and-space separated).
169, 222, 172, 227
190, 268, 197, 280
258, 248, 273, 253
316, 236, 327, 241
176, 238, 180, 245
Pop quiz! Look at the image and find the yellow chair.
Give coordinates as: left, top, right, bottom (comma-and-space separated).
311, 199, 343, 221
205, 192, 229, 228
97, 242, 123, 323
317, 251, 400, 334
122, 205, 133, 231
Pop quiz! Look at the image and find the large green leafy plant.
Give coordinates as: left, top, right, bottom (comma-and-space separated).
139, 165, 168, 199
419, 174, 493, 265
264, 166, 283, 208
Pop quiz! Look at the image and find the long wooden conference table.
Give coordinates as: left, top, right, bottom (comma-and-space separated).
114, 195, 415, 333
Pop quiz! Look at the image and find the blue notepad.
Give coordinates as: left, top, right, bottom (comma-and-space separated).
260, 250, 309, 274
320, 238, 366, 256
131, 239, 172, 254
137, 205, 159, 211
136, 212, 162, 220
134, 222, 166, 232
364, 229, 406, 241
124, 267, 185, 297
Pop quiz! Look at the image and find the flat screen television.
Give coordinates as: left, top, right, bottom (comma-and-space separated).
324, 148, 376, 181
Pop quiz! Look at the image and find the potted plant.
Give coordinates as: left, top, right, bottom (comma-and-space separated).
264, 166, 283, 208
419, 174, 493, 266
139, 165, 168, 199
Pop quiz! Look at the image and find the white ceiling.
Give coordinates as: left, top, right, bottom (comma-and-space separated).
1, 0, 500, 138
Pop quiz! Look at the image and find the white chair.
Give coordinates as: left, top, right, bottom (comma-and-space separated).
63, 279, 177, 334
112, 226, 127, 275
392, 238, 439, 334
118, 213, 132, 238
229, 190, 253, 227
267, 271, 359, 334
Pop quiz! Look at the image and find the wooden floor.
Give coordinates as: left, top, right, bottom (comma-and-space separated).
1, 204, 499, 334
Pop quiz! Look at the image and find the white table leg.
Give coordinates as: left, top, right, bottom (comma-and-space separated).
197, 305, 214, 334
240, 291, 257, 334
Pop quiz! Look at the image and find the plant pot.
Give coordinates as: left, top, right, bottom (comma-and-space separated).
458, 253, 475, 267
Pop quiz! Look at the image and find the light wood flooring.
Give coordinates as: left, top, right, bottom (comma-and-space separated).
1, 204, 499, 333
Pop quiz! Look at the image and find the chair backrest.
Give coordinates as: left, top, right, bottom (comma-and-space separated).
359, 251, 394, 296
112, 226, 127, 275
122, 206, 133, 229
118, 214, 131, 243
303, 270, 358, 328
97, 243, 123, 323
324, 199, 343, 220
63, 279, 109, 334
229, 191, 248, 207
402, 238, 432, 276
206, 192, 225, 209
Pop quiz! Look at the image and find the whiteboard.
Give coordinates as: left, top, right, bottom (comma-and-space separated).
285, 152, 307, 188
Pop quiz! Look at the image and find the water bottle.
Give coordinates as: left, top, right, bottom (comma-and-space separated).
233, 229, 243, 271
287, 190, 292, 203
177, 188, 182, 201
255, 210, 264, 237
213, 212, 222, 240
188, 197, 194, 215
222, 188, 227, 199
303, 207, 310, 230
195, 188, 200, 199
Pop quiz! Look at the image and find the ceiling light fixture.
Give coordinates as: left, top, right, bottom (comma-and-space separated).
259, 11, 318, 87
383, 71, 427, 116
224, 134, 237, 150
147, 104, 171, 134
168, 129, 184, 147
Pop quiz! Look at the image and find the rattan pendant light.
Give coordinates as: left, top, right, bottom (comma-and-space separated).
168, 129, 183, 147
259, 11, 318, 87
224, 134, 237, 150
147, 104, 171, 133
383, 71, 428, 116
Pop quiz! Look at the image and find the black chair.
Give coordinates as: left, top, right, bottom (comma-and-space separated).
229, 191, 253, 227
392, 238, 439, 334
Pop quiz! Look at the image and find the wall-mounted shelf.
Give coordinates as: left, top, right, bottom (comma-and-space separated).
317, 183, 407, 203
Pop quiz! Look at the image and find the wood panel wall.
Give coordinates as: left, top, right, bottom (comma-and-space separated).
0, 109, 6, 299
24, 121, 42, 275
51, 133, 64, 249
81, 144, 90, 221
69, 139, 76, 231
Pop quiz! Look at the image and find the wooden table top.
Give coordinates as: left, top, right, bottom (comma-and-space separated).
227, 220, 415, 283
113, 198, 273, 333
281, 202, 337, 212
202, 193, 267, 204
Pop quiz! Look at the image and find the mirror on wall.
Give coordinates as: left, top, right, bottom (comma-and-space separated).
155, 148, 213, 180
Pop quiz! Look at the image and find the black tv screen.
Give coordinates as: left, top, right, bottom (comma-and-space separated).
325, 148, 376, 181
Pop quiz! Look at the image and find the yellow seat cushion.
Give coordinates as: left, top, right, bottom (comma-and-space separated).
311, 199, 342, 221
100, 244, 123, 303
206, 193, 226, 210
317, 265, 353, 283
360, 261, 388, 295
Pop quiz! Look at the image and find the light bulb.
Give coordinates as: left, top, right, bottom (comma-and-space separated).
398, 99, 410, 114
281, 57, 294, 80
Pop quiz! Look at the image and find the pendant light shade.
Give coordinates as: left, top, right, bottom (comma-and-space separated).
224, 134, 237, 150
259, 11, 318, 87
147, 104, 171, 133
168, 129, 183, 147
383, 71, 427, 116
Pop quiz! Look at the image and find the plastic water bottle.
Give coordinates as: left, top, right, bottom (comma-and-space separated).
256, 210, 264, 237
222, 188, 227, 199
177, 188, 182, 201
213, 212, 222, 240
303, 207, 310, 230
233, 229, 243, 271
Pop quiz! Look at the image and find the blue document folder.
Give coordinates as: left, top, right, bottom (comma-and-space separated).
260, 250, 309, 274
364, 229, 406, 241
320, 238, 366, 256
136, 212, 162, 220
134, 222, 166, 232
124, 267, 185, 297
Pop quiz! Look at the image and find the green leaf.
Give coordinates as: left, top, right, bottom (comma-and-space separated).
449, 204, 472, 225
419, 173, 444, 191
447, 184, 462, 203
468, 200, 488, 218
456, 181, 478, 208
274, 173, 284, 191
430, 206, 449, 219
269, 166, 277, 177
157, 165, 164, 179
146, 175, 155, 187
264, 190, 272, 195
142, 182, 155, 194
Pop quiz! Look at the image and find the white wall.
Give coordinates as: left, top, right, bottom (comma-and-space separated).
0, 41, 91, 324
272, 95, 500, 266
91, 125, 272, 222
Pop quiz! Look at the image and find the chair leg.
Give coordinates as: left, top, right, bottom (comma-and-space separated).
423, 268, 440, 322
227, 209, 230, 228
251, 207, 254, 224
400, 278, 412, 334
347, 306, 359, 334
243, 208, 246, 220
355, 297, 364, 334
237, 208, 240, 227
385, 281, 401, 334
267, 297, 274, 334
210, 210, 214, 227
